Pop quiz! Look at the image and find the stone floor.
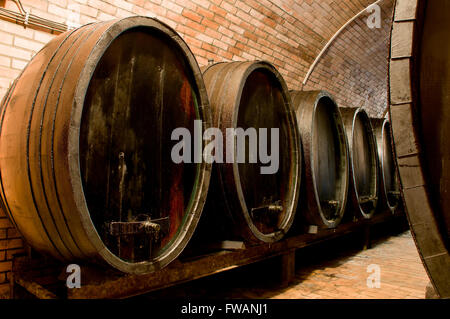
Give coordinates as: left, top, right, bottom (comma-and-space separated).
270, 231, 429, 299
142, 228, 430, 299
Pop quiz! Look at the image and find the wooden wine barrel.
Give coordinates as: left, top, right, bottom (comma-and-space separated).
200, 61, 301, 243
340, 108, 379, 219
291, 90, 349, 228
371, 118, 399, 213
0, 16, 212, 274
389, 0, 450, 297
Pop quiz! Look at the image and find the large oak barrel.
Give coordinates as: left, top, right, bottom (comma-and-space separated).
0, 16, 212, 274
200, 61, 301, 243
371, 118, 399, 212
291, 90, 349, 228
389, 0, 450, 297
340, 108, 379, 219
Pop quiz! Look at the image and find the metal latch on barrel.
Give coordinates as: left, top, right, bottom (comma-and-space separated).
251, 200, 283, 219
358, 195, 378, 205
107, 217, 170, 242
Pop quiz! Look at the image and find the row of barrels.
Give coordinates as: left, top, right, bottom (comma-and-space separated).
0, 16, 400, 274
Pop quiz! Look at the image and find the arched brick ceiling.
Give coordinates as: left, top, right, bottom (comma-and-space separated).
303, 0, 394, 117
0, 0, 394, 116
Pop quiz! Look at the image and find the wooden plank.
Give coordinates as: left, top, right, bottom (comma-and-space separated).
394, 0, 418, 22
280, 250, 295, 287
391, 21, 414, 58
14, 275, 58, 299
10, 210, 400, 299
389, 58, 412, 105
397, 155, 426, 189
363, 225, 371, 250
214, 241, 246, 250
390, 103, 419, 157
66, 210, 399, 299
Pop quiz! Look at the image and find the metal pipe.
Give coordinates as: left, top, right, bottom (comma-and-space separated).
0, 6, 69, 34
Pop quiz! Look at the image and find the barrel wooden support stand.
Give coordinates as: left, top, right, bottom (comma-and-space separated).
362, 224, 372, 250
10, 210, 403, 299
280, 249, 296, 287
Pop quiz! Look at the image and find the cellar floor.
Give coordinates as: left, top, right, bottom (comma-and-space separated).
269, 230, 429, 299
141, 227, 430, 299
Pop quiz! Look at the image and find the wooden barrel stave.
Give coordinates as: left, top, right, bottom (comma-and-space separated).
30, 23, 108, 260
0, 25, 96, 259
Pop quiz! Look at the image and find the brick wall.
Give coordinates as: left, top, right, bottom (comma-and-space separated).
0, 0, 393, 298
0, 207, 24, 298
304, 0, 394, 117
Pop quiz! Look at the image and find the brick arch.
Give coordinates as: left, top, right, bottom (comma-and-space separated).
303, 0, 394, 117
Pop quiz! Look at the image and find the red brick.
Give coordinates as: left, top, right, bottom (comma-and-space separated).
0, 283, 9, 299
0, 272, 6, 284
87, 0, 117, 15
202, 18, 219, 30
189, 45, 207, 58
191, 0, 210, 10
0, 238, 22, 250
13, 37, 45, 53
196, 56, 208, 67
143, 2, 167, 16
182, 9, 202, 23
0, 31, 13, 46
210, 5, 227, 18
112, 0, 133, 11
221, 1, 237, 15
0, 261, 11, 273
185, 20, 205, 33
33, 30, 56, 44
204, 27, 221, 40
201, 42, 218, 54
79, 4, 99, 17
212, 14, 230, 28
164, 0, 184, 14
176, 24, 199, 38
0, 20, 34, 39
97, 11, 116, 21
6, 248, 25, 260
128, 0, 145, 6
20, 0, 49, 11
183, 35, 202, 49
6, 228, 20, 239
217, 49, 232, 60
47, 3, 70, 17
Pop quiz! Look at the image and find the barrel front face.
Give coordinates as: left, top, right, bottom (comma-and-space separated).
292, 91, 349, 228
79, 26, 206, 265
341, 108, 378, 218
389, 0, 450, 297
0, 16, 211, 274
373, 119, 399, 212
203, 61, 301, 243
